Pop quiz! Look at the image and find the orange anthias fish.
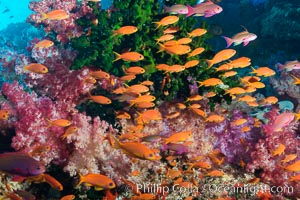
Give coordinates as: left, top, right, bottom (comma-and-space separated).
177, 37, 192, 45
126, 84, 149, 94
281, 154, 297, 163
222, 71, 237, 78
238, 95, 256, 103
61, 126, 78, 140
232, 118, 247, 126
205, 170, 224, 177
187, 47, 205, 58
46, 118, 72, 128
113, 26, 138, 36
289, 174, 300, 182
188, 161, 211, 170
24, 63, 48, 74
125, 66, 145, 74
89, 70, 110, 80
113, 51, 144, 62
272, 143, 285, 156
110, 135, 160, 160
206, 114, 225, 123
135, 102, 155, 109
28, 145, 51, 157
153, 16, 179, 29
77, 173, 116, 191
158, 44, 191, 55
229, 57, 251, 68
41, 9, 69, 21
164, 130, 192, 144
163, 26, 180, 34
283, 160, 300, 172
0, 109, 9, 120
197, 78, 223, 87
60, 195, 75, 200
137, 109, 162, 124
35, 39, 54, 48
250, 66, 275, 77
207, 49, 236, 68
129, 94, 156, 106
184, 60, 199, 68
156, 34, 175, 43
42, 174, 63, 191
89, 93, 112, 105
188, 28, 207, 37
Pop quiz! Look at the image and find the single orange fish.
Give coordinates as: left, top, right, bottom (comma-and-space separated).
61, 126, 78, 140
164, 130, 192, 144
125, 66, 145, 74
222, 71, 237, 78
272, 143, 285, 156
46, 118, 71, 128
289, 174, 300, 182
281, 154, 297, 163
197, 78, 223, 87
0, 109, 9, 120
89, 70, 110, 79
206, 114, 225, 123
189, 103, 201, 109
24, 63, 48, 74
232, 118, 247, 126
284, 160, 300, 172
126, 84, 149, 94
140, 80, 153, 86
205, 170, 224, 177
113, 51, 144, 62
205, 91, 217, 98
110, 135, 160, 160
166, 64, 185, 73
186, 94, 203, 102
177, 37, 192, 45
215, 63, 233, 72
187, 47, 205, 58
238, 95, 256, 103
120, 74, 136, 81
153, 16, 179, 29
77, 173, 116, 191
60, 195, 75, 200
188, 28, 207, 37
176, 102, 187, 109
224, 87, 246, 95
229, 57, 251, 68
84, 76, 97, 84
260, 96, 278, 105
163, 40, 179, 46
137, 109, 162, 124
113, 26, 138, 36
163, 26, 180, 34
29, 145, 51, 157
41, 9, 69, 21
184, 59, 199, 68
188, 161, 211, 170
158, 43, 191, 55
43, 174, 63, 191
241, 126, 251, 132
35, 39, 54, 48
165, 111, 180, 119
156, 34, 175, 43
247, 81, 265, 89
89, 93, 112, 104
135, 102, 155, 109
207, 49, 236, 68
190, 108, 206, 118
250, 66, 275, 77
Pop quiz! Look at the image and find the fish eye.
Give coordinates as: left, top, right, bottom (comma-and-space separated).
43, 68, 47, 71
109, 182, 114, 186
36, 167, 41, 170
149, 153, 153, 157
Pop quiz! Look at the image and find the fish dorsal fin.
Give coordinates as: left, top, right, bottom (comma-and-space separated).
241, 25, 249, 32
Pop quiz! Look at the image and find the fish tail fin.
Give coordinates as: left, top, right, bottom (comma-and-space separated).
195, 81, 203, 87
112, 51, 121, 62
76, 173, 84, 187
186, 5, 194, 17
163, 5, 169, 13
152, 22, 161, 30
275, 63, 285, 71
45, 118, 52, 128
40, 12, 48, 21
206, 59, 214, 68
157, 43, 165, 53
23, 65, 28, 71
222, 36, 233, 48
110, 134, 121, 149
112, 30, 118, 37
61, 134, 66, 140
